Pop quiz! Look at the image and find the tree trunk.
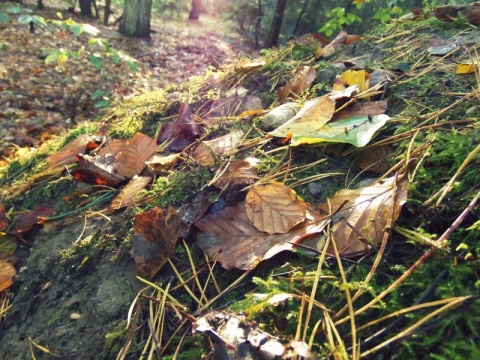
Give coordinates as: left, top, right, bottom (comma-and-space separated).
79, 0, 93, 17
104, 0, 111, 25
37, 0, 44, 10
189, 0, 201, 21
266, 0, 288, 47
119, 0, 152, 38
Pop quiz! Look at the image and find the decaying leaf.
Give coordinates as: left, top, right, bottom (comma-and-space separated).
434, 4, 480, 25
8, 206, 55, 234
246, 181, 306, 234
0, 260, 16, 292
316, 30, 361, 58
114, 132, 158, 178
130, 206, 181, 278
207, 95, 263, 118
269, 95, 336, 138
278, 66, 317, 103
192, 130, 244, 165
46, 133, 98, 169
159, 102, 203, 151
302, 177, 408, 256
213, 157, 260, 190
71, 153, 126, 186
355, 145, 393, 173
108, 176, 152, 212
290, 114, 391, 147
195, 202, 328, 270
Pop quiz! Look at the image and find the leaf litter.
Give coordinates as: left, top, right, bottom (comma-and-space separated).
1, 5, 480, 360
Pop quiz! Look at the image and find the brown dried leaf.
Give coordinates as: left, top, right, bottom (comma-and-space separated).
192, 130, 244, 165
8, 206, 55, 234
303, 178, 408, 256
246, 181, 307, 234
333, 100, 388, 121
145, 153, 181, 174
434, 4, 480, 25
97, 139, 129, 157
213, 157, 260, 190
108, 176, 152, 212
0, 260, 16, 292
159, 102, 203, 151
114, 132, 158, 178
46, 134, 98, 169
196, 202, 328, 270
278, 66, 317, 103
130, 206, 181, 278
71, 153, 126, 186
355, 145, 393, 173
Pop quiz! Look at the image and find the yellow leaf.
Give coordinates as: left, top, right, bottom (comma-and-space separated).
340, 69, 370, 92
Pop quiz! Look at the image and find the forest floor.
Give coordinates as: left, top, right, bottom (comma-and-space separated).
1, 2, 480, 360
0, 0, 257, 164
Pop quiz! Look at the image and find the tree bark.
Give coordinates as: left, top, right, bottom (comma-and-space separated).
119, 0, 152, 38
104, 0, 111, 25
189, 0, 202, 21
37, 0, 44, 10
79, 0, 93, 17
266, 0, 288, 47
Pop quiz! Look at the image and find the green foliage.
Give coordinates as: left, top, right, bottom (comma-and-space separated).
319, 7, 362, 37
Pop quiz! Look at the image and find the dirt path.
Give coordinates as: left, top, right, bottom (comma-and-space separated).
0, 0, 256, 163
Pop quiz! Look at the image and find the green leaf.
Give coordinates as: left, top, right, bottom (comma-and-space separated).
45, 50, 60, 64
8, 7, 26, 15
0, 234, 17, 255
290, 114, 391, 147
70, 23, 83, 36
0, 12, 10, 23
18, 14, 33, 24
94, 100, 110, 108
89, 54, 103, 69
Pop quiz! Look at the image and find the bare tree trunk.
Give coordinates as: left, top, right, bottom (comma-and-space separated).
266, 0, 288, 47
37, 0, 44, 10
292, 0, 308, 37
79, 0, 93, 17
189, 0, 201, 21
104, 0, 111, 25
254, 0, 263, 48
119, 0, 152, 38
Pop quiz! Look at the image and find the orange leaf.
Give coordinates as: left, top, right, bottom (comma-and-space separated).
196, 203, 328, 270
245, 181, 306, 234
114, 132, 158, 178
0, 260, 16, 292
130, 206, 181, 278
0, 204, 7, 232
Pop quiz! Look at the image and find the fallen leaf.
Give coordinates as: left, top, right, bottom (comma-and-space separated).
192, 130, 244, 165
434, 4, 480, 25
246, 181, 307, 234
269, 95, 336, 138
108, 176, 152, 212
97, 138, 129, 157
45, 134, 98, 169
0, 204, 7, 232
302, 178, 407, 256
0, 234, 17, 255
278, 66, 317, 103
71, 153, 126, 186
213, 157, 260, 190
333, 100, 388, 121
145, 153, 181, 174
196, 203, 328, 270
290, 114, 391, 147
355, 145, 393, 173
159, 102, 203, 151
114, 132, 158, 178
8, 206, 55, 234
207, 95, 263, 118
0, 260, 16, 292
130, 206, 181, 278
340, 69, 370, 93
456, 62, 477, 74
